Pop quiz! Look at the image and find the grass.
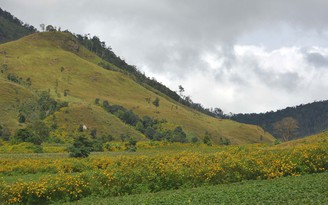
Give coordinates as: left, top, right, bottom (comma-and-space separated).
0, 31, 274, 144
57, 172, 328, 205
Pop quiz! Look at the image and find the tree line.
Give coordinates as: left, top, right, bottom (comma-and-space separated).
231, 100, 328, 140
0, 7, 36, 43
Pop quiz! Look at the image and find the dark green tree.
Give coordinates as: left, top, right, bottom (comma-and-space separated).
95, 98, 100, 105
203, 131, 212, 146
90, 128, 97, 138
28, 121, 50, 143
145, 126, 156, 140
218, 137, 231, 145
135, 121, 144, 132
172, 126, 187, 143
18, 113, 26, 123
68, 135, 93, 158
13, 128, 42, 145
0, 125, 11, 141
191, 136, 199, 143
45, 25, 56, 32
125, 137, 137, 152
152, 97, 160, 109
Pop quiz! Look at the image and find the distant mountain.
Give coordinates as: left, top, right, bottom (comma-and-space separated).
231, 100, 328, 140
0, 8, 36, 43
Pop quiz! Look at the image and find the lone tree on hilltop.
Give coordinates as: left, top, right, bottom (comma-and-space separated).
178, 85, 185, 97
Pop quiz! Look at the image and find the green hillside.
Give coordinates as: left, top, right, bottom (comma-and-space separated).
0, 31, 274, 144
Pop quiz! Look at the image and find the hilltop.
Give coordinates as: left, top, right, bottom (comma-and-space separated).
0, 31, 274, 145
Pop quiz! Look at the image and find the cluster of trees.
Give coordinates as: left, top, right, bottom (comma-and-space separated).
101, 99, 189, 143
231, 100, 328, 140
0, 8, 36, 43
0, 121, 51, 153
18, 91, 68, 123
6, 73, 32, 87
0, 91, 69, 152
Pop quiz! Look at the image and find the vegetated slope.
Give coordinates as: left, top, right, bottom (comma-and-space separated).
58, 172, 328, 205
0, 32, 274, 144
0, 8, 36, 43
231, 100, 328, 140
0, 79, 36, 132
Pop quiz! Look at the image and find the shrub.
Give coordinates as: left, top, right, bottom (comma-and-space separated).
13, 128, 42, 145
68, 135, 93, 158
125, 137, 137, 152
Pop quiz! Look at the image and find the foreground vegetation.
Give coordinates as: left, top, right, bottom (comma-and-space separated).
0, 136, 327, 204
58, 172, 328, 205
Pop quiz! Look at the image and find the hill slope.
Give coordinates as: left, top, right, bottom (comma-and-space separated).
231, 101, 328, 140
0, 32, 274, 144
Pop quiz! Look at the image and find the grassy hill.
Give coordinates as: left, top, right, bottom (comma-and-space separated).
0, 31, 274, 144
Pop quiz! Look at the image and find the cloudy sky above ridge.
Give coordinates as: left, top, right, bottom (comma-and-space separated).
2, 0, 328, 113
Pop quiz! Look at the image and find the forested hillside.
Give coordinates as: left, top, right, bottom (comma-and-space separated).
231, 100, 328, 140
0, 8, 36, 43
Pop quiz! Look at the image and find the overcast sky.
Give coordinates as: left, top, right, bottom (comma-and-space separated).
2, 0, 328, 114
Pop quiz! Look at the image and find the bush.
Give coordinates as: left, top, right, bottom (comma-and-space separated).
18, 113, 26, 123
0, 125, 11, 141
172, 126, 187, 143
203, 132, 212, 146
125, 137, 137, 152
191, 136, 199, 143
13, 128, 42, 145
68, 135, 93, 158
218, 137, 231, 145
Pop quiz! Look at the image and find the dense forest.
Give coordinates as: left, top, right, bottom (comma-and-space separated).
231, 100, 328, 139
0, 8, 36, 43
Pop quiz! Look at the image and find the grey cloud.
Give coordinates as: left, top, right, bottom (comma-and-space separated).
2, 0, 328, 113
305, 52, 328, 68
